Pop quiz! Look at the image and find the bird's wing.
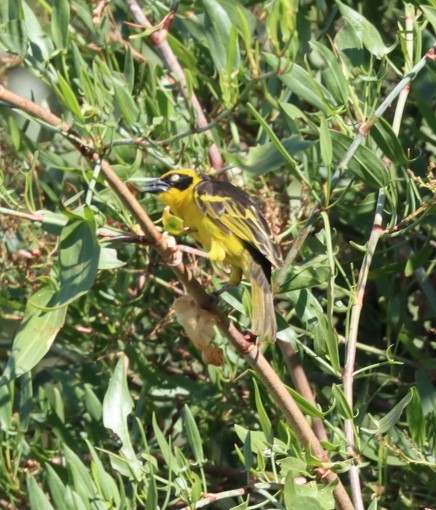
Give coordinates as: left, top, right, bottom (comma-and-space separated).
194, 179, 283, 268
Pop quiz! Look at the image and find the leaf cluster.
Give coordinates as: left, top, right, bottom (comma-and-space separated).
0, 0, 435, 509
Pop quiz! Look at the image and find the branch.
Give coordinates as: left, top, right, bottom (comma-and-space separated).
0, 85, 354, 510
124, 0, 224, 170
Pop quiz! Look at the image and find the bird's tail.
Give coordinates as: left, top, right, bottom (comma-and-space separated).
247, 258, 277, 341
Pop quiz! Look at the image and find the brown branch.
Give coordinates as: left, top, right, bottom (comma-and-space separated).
124, 0, 224, 170
0, 85, 354, 510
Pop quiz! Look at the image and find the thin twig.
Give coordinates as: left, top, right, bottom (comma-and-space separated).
0, 85, 354, 510
179, 482, 287, 509
124, 0, 224, 170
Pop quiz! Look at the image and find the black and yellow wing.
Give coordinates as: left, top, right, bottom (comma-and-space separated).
194, 178, 283, 268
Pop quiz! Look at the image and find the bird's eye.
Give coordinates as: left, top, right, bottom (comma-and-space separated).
169, 174, 181, 182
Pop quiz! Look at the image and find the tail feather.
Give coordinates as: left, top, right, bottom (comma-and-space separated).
248, 258, 277, 341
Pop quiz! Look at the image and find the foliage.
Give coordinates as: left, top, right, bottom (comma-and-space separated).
0, 0, 435, 509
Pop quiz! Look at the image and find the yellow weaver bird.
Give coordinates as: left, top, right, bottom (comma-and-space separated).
142, 169, 283, 340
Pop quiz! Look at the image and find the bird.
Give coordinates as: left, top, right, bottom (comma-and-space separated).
141, 169, 283, 340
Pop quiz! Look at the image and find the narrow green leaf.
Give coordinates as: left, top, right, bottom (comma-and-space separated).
330, 131, 390, 188
287, 386, 326, 418
152, 412, 179, 472
124, 48, 135, 92
407, 387, 426, 446
242, 431, 254, 470
416, 370, 436, 416
325, 327, 341, 374
253, 379, 273, 443
113, 77, 140, 125
420, 5, 436, 32
246, 103, 310, 184
332, 384, 355, 420
263, 53, 336, 114
56, 73, 83, 119
320, 117, 333, 167
202, 0, 238, 71
19, 371, 33, 430
23, 1, 53, 61
227, 134, 313, 178
0, 384, 12, 428
103, 354, 142, 479
64, 444, 103, 506
183, 405, 205, 464
146, 472, 157, 510
51, 0, 70, 50
45, 464, 68, 510
310, 41, 349, 105
371, 117, 408, 165
337, 1, 392, 58
371, 390, 413, 435
84, 384, 102, 421
1, 284, 67, 384
27, 472, 55, 510
86, 440, 121, 507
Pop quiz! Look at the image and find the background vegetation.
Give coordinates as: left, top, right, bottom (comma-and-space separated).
0, 0, 435, 509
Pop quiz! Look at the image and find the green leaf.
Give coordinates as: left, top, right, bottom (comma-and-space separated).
234, 424, 269, 452
420, 5, 436, 32
368, 390, 413, 435
336, 1, 392, 59
371, 117, 408, 165
202, 0, 239, 71
242, 431, 254, 470
320, 117, 333, 167
330, 130, 390, 188
227, 134, 313, 178
416, 370, 436, 416
183, 405, 205, 464
55, 73, 84, 120
245, 103, 311, 184
19, 371, 33, 430
45, 464, 68, 510
113, 77, 140, 125
284, 473, 336, 510
103, 354, 142, 479
84, 384, 102, 421
263, 53, 336, 114
98, 246, 125, 270
404, 243, 433, 277
152, 413, 179, 472
1, 284, 67, 384
23, 1, 54, 62
0, 384, 12, 429
331, 384, 355, 420
253, 379, 273, 444
63, 444, 105, 508
51, 0, 70, 50
27, 472, 55, 510
146, 471, 158, 510
310, 41, 349, 106
58, 206, 100, 306
86, 440, 121, 506
287, 386, 326, 418
407, 387, 426, 446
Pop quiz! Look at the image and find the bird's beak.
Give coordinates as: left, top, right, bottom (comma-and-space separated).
140, 178, 169, 194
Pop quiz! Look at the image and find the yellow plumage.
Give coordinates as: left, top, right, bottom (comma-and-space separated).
142, 169, 283, 340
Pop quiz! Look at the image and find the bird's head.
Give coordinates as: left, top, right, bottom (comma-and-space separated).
141, 169, 202, 207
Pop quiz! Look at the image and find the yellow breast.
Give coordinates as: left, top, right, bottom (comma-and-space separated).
166, 195, 246, 268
